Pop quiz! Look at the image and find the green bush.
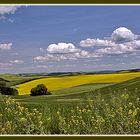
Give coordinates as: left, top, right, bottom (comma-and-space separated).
0, 87, 18, 95
30, 84, 51, 96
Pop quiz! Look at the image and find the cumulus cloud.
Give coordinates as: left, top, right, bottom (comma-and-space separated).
35, 38, 106, 63
80, 27, 140, 56
80, 27, 139, 48
95, 39, 140, 56
0, 5, 21, 23
73, 50, 90, 58
34, 54, 55, 62
129, 40, 140, 50
95, 43, 134, 56
35, 27, 140, 62
80, 38, 115, 47
10, 59, 24, 64
34, 54, 74, 62
47, 43, 79, 54
34, 56, 45, 61
0, 43, 12, 51
111, 27, 138, 42
59, 50, 93, 60
0, 5, 20, 15
34, 49, 94, 62
34, 42, 94, 62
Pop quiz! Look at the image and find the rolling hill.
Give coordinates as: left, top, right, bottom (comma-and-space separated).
10, 75, 140, 105
16, 71, 140, 95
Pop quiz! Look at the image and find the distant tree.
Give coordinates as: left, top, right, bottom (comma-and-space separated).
0, 80, 18, 95
30, 84, 51, 96
0, 86, 18, 95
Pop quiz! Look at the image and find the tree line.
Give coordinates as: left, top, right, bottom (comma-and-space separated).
0, 81, 51, 96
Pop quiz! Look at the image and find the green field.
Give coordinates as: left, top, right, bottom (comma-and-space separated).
0, 71, 140, 134
0, 74, 47, 87
13, 83, 111, 104
16, 72, 140, 95
0, 74, 26, 81
7, 74, 140, 105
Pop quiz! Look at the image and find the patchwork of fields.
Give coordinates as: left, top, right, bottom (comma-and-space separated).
0, 71, 140, 134
15, 72, 140, 95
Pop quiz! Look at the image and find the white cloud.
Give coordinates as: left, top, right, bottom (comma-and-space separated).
34, 42, 95, 62
57, 50, 92, 60
80, 38, 115, 47
95, 43, 134, 56
111, 27, 138, 42
0, 5, 20, 15
35, 39, 103, 63
74, 50, 90, 58
129, 40, 140, 50
79, 27, 140, 57
34, 56, 50, 62
35, 27, 140, 62
34, 54, 60, 62
95, 40, 140, 56
0, 43, 12, 51
34, 54, 72, 62
80, 27, 138, 48
47, 43, 79, 54
34, 49, 98, 63
0, 5, 21, 22
10, 60, 24, 64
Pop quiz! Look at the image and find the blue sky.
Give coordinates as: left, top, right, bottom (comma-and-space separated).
1, 5, 140, 73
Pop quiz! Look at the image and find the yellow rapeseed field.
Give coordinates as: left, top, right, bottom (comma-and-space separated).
16, 72, 140, 95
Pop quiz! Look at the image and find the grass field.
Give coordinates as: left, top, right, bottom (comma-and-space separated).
0, 74, 26, 81
0, 74, 139, 134
16, 72, 140, 95
13, 83, 111, 104
8, 75, 140, 105
0, 74, 47, 87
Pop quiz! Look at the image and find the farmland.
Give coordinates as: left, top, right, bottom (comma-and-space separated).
0, 74, 47, 87
16, 71, 140, 95
0, 71, 140, 134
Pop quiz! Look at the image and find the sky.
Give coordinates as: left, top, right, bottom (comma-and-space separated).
1, 5, 140, 73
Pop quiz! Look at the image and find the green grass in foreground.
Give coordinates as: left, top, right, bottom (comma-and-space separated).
0, 88, 139, 134
0, 76, 140, 134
